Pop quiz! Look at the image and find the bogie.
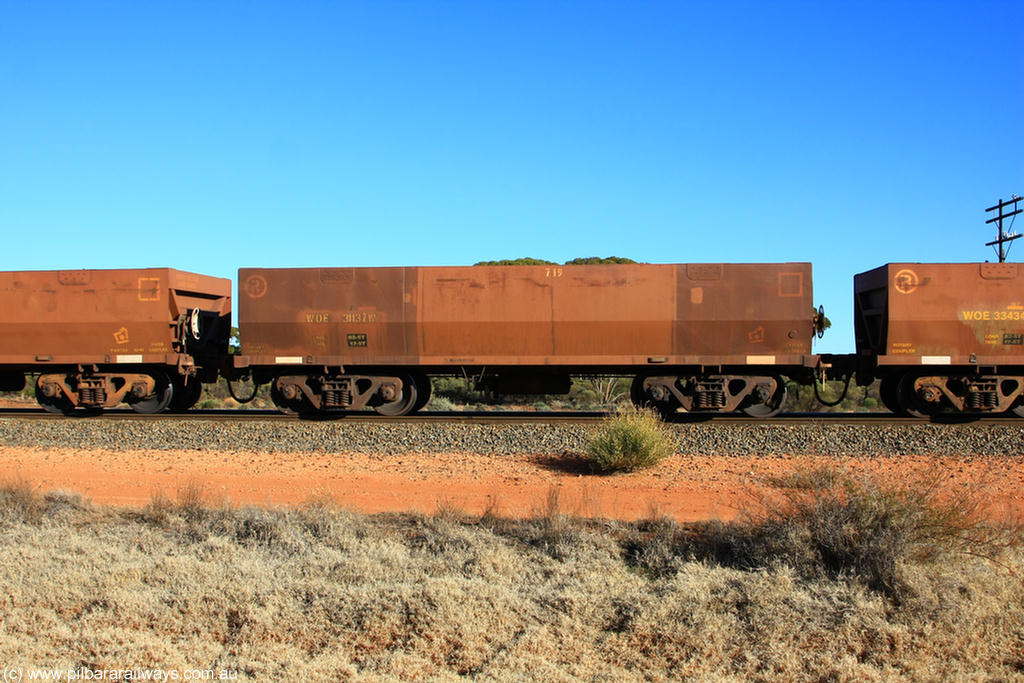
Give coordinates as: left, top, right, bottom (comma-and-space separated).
32, 370, 180, 414
894, 372, 1024, 418
269, 373, 422, 416
632, 374, 788, 417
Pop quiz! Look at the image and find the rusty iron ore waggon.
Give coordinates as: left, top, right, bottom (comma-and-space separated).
233, 263, 820, 417
851, 262, 1024, 418
1, 260, 1023, 418
0, 269, 231, 413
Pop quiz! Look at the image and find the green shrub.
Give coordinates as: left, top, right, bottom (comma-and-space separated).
563, 256, 638, 265
432, 377, 489, 404
584, 408, 676, 473
425, 395, 457, 412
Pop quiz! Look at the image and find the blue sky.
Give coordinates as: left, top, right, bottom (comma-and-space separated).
1, 0, 1021, 353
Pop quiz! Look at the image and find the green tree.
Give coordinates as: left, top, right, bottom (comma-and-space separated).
564, 256, 638, 265
474, 257, 558, 266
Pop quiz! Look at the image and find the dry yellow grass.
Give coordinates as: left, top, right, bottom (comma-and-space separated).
0, 475, 1022, 682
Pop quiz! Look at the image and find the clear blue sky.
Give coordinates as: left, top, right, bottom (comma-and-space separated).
2, 1, 1021, 353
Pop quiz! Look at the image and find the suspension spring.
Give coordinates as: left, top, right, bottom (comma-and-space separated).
967, 390, 997, 410
694, 390, 725, 409
78, 387, 106, 405
323, 387, 352, 408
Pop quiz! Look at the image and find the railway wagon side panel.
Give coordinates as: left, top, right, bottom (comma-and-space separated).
856, 263, 1024, 362
240, 263, 815, 367
418, 263, 812, 365
0, 268, 231, 364
238, 267, 416, 363
673, 263, 814, 359
549, 265, 675, 358
417, 266, 559, 359
239, 265, 676, 365
417, 264, 676, 362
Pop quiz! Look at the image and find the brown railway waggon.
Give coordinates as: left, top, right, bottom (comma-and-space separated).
2, 260, 1023, 419
234, 263, 819, 416
0, 269, 231, 413
851, 262, 1024, 417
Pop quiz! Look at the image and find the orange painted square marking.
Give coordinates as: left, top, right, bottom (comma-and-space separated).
778, 272, 803, 297
138, 277, 161, 301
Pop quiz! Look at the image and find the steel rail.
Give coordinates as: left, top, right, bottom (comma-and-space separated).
0, 408, 1020, 426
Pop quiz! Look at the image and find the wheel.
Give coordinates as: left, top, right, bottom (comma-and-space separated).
35, 382, 75, 415
740, 377, 787, 418
411, 373, 432, 412
270, 383, 301, 414
1011, 399, 1024, 418
409, 374, 430, 411
127, 370, 175, 414
630, 376, 649, 408
631, 376, 678, 417
374, 374, 418, 416
878, 376, 904, 415
168, 377, 203, 413
813, 304, 826, 339
897, 374, 943, 419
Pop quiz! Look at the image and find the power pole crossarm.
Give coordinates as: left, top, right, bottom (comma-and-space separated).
984, 196, 1022, 263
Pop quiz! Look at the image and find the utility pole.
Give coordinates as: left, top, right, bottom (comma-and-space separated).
985, 196, 1022, 262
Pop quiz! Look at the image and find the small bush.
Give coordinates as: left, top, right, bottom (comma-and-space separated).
425, 395, 457, 412
584, 408, 676, 473
685, 464, 1023, 602
0, 476, 45, 524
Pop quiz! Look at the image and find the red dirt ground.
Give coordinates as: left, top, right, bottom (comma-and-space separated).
2, 446, 1023, 521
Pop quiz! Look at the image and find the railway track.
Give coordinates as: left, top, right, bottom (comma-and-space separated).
0, 407, 1021, 426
